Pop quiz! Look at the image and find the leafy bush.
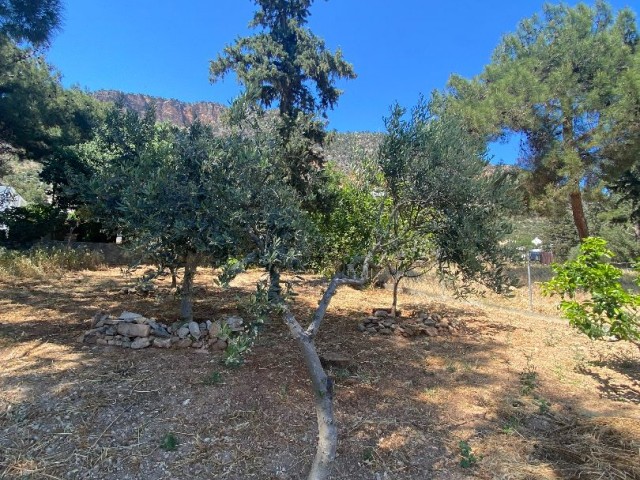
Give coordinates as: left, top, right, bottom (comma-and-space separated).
542, 237, 639, 342
0, 204, 67, 245
311, 169, 379, 272
0, 246, 104, 277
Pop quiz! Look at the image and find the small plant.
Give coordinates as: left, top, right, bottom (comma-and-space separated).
458, 440, 479, 468
362, 446, 376, 464
160, 432, 179, 451
423, 387, 438, 397
333, 368, 351, 381
501, 416, 521, 435
520, 367, 538, 395
534, 397, 551, 414
202, 371, 223, 386
222, 333, 254, 368
542, 237, 640, 343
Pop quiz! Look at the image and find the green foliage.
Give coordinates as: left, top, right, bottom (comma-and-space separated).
375, 98, 518, 299
0, 203, 66, 244
159, 432, 178, 451
444, 1, 639, 239
312, 168, 379, 271
210, 0, 355, 119
542, 237, 640, 342
1, 160, 48, 204
210, 0, 356, 208
223, 333, 255, 368
0, 245, 104, 277
458, 440, 479, 468
0, 0, 62, 47
202, 370, 223, 386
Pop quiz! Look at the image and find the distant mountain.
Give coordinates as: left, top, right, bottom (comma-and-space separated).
92, 90, 384, 171
93, 90, 227, 133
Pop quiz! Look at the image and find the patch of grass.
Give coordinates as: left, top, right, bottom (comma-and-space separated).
445, 360, 458, 374
501, 416, 521, 435
458, 440, 479, 468
534, 397, 551, 414
333, 368, 351, 381
362, 446, 376, 464
202, 371, 223, 386
520, 358, 539, 395
160, 432, 179, 451
423, 387, 439, 397
0, 246, 104, 278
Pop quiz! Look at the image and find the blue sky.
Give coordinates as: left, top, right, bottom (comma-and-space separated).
46, 0, 635, 164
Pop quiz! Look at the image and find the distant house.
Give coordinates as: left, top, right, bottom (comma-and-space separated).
0, 185, 27, 211
0, 185, 27, 236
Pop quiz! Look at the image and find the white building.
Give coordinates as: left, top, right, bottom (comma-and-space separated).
0, 185, 27, 211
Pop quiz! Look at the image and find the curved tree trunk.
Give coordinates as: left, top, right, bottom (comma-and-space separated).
569, 190, 589, 240
180, 252, 197, 322
268, 264, 282, 303
391, 275, 403, 317
282, 313, 337, 480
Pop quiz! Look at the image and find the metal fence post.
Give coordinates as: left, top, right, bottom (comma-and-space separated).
527, 251, 533, 310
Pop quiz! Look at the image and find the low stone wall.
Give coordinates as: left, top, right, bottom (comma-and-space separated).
357, 309, 463, 337
80, 311, 245, 352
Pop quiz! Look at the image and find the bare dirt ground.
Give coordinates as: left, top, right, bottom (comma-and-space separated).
1, 267, 638, 479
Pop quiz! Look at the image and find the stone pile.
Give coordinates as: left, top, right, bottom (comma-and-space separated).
357, 309, 462, 337
80, 311, 245, 351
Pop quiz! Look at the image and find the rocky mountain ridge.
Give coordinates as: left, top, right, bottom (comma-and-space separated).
93, 90, 227, 132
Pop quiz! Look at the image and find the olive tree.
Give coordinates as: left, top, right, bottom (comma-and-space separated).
375, 99, 517, 315
77, 107, 243, 322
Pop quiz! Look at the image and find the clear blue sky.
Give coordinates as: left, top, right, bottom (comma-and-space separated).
46, 0, 635, 164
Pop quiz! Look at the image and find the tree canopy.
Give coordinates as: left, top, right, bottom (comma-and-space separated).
0, 0, 62, 47
210, 0, 356, 119
443, 0, 639, 240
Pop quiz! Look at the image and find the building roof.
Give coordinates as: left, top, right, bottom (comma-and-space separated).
0, 185, 27, 211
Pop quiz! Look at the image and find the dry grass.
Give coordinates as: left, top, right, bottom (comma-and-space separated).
0, 246, 105, 278
0, 267, 638, 479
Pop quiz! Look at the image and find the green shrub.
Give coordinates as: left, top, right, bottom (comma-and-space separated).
542, 237, 640, 342
311, 170, 379, 272
0, 204, 67, 245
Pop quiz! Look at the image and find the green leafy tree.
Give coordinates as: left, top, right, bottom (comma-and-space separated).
542, 237, 640, 345
78, 108, 243, 322
210, 0, 356, 299
0, 203, 66, 245
443, 0, 639, 240
375, 99, 518, 314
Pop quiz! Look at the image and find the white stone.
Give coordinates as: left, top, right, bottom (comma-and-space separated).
188, 321, 201, 339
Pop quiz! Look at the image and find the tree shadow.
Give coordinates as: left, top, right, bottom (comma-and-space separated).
575, 364, 640, 405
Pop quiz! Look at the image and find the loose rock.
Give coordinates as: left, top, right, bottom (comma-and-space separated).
131, 337, 151, 349
117, 323, 150, 338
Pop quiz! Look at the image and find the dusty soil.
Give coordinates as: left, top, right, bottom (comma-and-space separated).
0, 267, 638, 479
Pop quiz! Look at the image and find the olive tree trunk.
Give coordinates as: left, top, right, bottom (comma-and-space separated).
281, 262, 372, 479
180, 252, 198, 322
